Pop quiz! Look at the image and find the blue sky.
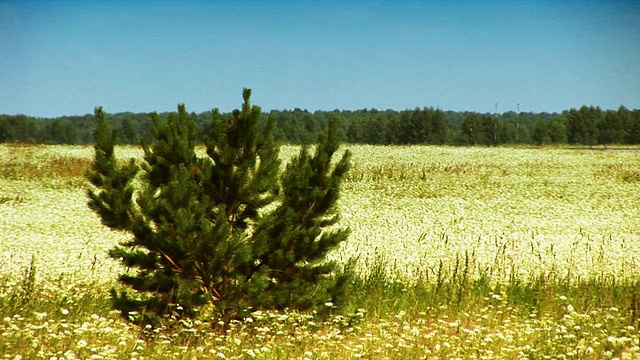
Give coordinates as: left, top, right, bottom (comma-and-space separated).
1, 0, 638, 118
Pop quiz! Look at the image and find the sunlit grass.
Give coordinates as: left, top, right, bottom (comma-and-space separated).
2, 263, 640, 359
2, 143, 640, 358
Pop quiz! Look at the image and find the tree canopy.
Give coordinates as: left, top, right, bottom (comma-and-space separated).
86, 89, 353, 325
3, 105, 640, 146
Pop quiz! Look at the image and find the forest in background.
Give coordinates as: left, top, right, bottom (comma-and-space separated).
1, 105, 639, 146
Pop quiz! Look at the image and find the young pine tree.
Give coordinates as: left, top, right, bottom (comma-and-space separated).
86, 89, 352, 325
248, 117, 352, 310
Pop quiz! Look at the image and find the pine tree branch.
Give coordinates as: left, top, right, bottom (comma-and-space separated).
156, 247, 183, 275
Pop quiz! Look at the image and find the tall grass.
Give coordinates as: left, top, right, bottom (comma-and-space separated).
2, 255, 640, 359
0, 143, 93, 180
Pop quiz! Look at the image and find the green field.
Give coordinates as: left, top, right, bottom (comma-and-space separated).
2, 143, 640, 359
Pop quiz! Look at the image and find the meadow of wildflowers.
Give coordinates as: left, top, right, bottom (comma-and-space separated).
1, 143, 640, 359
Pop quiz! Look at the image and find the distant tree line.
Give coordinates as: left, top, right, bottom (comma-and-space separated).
1, 105, 639, 146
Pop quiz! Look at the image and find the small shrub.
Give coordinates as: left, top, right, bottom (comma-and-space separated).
86, 89, 352, 326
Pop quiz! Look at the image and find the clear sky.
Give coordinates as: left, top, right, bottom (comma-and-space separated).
1, 0, 638, 118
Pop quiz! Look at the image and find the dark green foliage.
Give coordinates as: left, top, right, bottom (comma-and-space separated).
462, 113, 500, 146
249, 117, 352, 310
86, 89, 352, 325
532, 120, 551, 145
598, 109, 627, 144
3, 104, 640, 146
567, 106, 602, 145
0, 115, 40, 143
547, 116, 568, 143
5, 101, 640, 147
396, 107, 448, 145
86, 107, 138, 230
